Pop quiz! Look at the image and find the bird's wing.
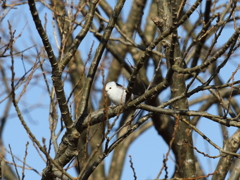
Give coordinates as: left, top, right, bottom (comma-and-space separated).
116, 82, 125, 89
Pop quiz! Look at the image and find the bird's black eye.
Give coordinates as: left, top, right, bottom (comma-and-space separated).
109, 87, 111, 89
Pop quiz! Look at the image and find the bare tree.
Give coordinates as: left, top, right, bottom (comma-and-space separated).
1, 0, 240, 180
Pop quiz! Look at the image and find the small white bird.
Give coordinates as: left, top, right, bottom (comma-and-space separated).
105, 81, 133, 105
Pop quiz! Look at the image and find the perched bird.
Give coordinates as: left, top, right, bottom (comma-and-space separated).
105, 81, 134, 105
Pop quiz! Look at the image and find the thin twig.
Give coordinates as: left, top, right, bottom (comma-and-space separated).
8, 145, 20, 180
129, 155, 137, 180
22, 142, 29, 180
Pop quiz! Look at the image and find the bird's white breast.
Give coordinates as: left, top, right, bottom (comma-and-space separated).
108, 87, 126, 105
